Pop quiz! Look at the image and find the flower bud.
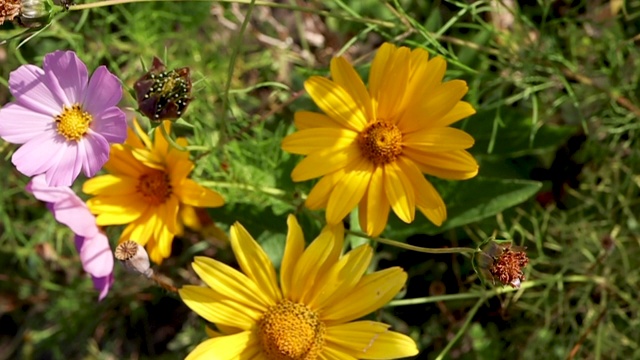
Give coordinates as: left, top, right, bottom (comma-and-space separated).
16, 0, 52, 28
115, 240, 154, 278
472, 238, 529, 288
134, 57, 192, 122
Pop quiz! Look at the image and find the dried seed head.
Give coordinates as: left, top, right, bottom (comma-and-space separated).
134, 57, 192, 122
115, 240, 153, 278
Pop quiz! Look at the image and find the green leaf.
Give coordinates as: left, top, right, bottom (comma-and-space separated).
386, 177, 542, 238
463, 108, 576, 157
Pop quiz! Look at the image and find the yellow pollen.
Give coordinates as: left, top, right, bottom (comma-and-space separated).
258, 299, 325, 360
137, 170, 172, 205
55, 104, 92, 141
357, 121, 403, 165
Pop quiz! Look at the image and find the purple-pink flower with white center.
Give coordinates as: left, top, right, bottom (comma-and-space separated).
26, 175, 114, 300
0, 50, 127, 186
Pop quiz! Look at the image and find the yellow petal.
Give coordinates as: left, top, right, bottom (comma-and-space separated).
396, 156, 447, 226
305, 170, 342, 210
383, 162, 415, 223
431, 101, 476, 128
401, 56, 446, 113
320, 345, 359, 360
290, 223, 343, 304
157, 194, 179, 234
184, 331, 260, 360
308, 244, 372, 311
82, 174, 137, 195
304, 76, 368, 132
103, 145, 148, 178
229, 223, 282, 303
291, 144, 361, 182
322, 267, 407, 325
368, 43, 396, 115
280, 215, 305, 298
357, 166, 389, 237
402, 148, 479, 179
294, 111, 344, 130
325, 321, 419, 359
176, 179, 225, 207
408, 46, 430, 77
398, 79, 469, 134
374, 46, 411, 122
179, 286, 259, 330
169, 156, 194, 182
325, 158, 373, 224
403, 127, 475, 152
131, 118, 152, 149
180, 205, 201, 230
153, 121, 172, 156
88, 196, 147, 225
330, 56, 373, 120
281, 128, 358, 155
192, 256, 275, 311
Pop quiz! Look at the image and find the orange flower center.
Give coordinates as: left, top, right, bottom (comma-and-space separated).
357, 121, 403, 165
258, 299, 325, 360
137, 170, 172, 205
55, 104, 92, 141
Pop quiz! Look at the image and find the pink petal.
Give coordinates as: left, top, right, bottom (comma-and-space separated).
79, 131, 110, 177
52, 195, 99, 238
43, 51, 88, 105
9, 64, 60, 116
83, 66, 123, 114
92, 273, 113, 301
44, 141, 83, 187
12, 131, 65, 179
90, 107, 127, 143
75, 233, 114, 278
0, 103, 54, 144
26, 174, 73, 203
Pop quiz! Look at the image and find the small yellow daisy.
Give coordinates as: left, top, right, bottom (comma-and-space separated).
179, 214, 418, 359
281, 42, 479, 236
83, 120, 224, 264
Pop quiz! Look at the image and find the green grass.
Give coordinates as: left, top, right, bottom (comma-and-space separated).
1, 0, 640, 359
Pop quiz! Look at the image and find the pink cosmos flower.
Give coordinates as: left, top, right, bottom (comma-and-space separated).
0, 50, 127, 186
26, 175, 114, 300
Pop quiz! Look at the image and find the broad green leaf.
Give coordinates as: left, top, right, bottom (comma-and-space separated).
463, 108, 576, 157
385, 177, 542, 238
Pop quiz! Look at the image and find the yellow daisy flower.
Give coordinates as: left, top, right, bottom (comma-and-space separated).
83, 120, 224, 264
179, 214, 418, 360
281, 43, 479, 236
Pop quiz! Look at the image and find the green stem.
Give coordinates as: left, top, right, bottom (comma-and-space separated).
198, 181, 286, 197
346, 230, 476, 255
159, 122, 188, 152
68, 0, 395, 28
387, 274, 604, 306
435, 297, 484, 360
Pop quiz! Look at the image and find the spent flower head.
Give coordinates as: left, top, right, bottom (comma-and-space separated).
26, 174, 114, 300
179, 215, 418, 360
281, 42, 478, 237
0, 50, 127, 186
134, 57, 192, 122
473, 238, 529, 288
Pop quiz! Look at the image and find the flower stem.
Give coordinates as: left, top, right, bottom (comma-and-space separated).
386, 274, 604, 306
435, 297, 484, 360
198, 181, 286, 197
346, 230, 477, 255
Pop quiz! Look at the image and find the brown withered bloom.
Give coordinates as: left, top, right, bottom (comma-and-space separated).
473, 239, 529, 288
134, 57, 192, 122
0, 0, 22, 25
489, 246, 529, 288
